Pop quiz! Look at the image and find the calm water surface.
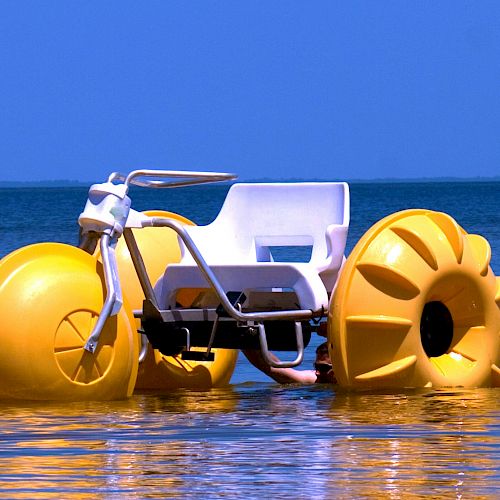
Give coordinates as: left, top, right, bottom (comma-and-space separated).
0, 387, 498, 498
0, 180, 499, 497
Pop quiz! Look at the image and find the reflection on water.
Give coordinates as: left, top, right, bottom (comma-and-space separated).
0, 386, 498, 498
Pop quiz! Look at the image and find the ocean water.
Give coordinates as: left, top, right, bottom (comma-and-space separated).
0, 180, 499, 497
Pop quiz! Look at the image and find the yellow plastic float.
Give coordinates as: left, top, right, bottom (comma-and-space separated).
110, 210, 238, 390
495, 276, 500, 387
0, 243, 138, 400
329, 209, 500, 389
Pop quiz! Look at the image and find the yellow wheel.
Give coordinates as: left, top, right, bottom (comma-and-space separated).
329, 209, 500, 389
112, 210, 238, 390
137, 346, 238, 390
494, 277, 500, 387
0, 243, 138, 400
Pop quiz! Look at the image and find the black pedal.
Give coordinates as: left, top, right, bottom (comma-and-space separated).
216, 291, 247, 317
181, 351, 215, 362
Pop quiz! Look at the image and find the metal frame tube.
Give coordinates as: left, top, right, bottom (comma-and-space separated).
84, 234, 120, 353
123, 228, 159, 309
258, 322, 305, 368
147, 217, 322, 323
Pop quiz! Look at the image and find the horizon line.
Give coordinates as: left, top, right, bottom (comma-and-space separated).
0, 174, 499, 187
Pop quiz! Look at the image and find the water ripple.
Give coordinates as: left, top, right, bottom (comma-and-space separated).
0, 386, 498, 497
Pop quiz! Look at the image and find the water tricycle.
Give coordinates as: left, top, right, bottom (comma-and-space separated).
0, 169, 499, 400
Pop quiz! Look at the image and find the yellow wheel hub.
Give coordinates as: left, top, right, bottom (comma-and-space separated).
329, 209, 500, 389
54, 310, 114, 384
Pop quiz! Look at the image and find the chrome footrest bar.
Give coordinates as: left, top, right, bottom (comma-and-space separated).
258, 322, 305, 368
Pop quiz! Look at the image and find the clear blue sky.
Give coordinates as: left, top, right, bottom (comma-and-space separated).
1, 1, 499, 182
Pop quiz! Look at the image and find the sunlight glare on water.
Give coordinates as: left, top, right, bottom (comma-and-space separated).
0, 387, 498, 498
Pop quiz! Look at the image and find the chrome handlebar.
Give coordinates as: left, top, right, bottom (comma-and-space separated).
108, 169, 237, 190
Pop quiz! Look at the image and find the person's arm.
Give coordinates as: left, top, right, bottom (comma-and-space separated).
242, 348, 317, 384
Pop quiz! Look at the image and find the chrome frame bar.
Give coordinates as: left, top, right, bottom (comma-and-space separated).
145, 217, 322, 323
84, 234, 122, 353
138, 334, 149, 363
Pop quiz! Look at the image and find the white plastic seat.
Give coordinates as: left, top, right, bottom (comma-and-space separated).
156, 182, 350, 312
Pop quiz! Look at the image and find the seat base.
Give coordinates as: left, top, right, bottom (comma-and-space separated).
157, 262, 329, 313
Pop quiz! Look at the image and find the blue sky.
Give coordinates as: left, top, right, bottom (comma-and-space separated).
0, 1, 499, 182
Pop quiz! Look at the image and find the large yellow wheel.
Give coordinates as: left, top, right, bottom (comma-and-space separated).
495, 277, 500, 387
329, 209, 500, 389
113, 210, 238, 390
0, 243, 138, 400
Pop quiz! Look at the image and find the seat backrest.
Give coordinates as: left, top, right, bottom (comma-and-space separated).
181, 182, 350, 270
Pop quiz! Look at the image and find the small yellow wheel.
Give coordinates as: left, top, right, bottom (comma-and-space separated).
113, 210, 238, 390
329, 209, 500, 389
0, 243, 138, 400
137, 346, 238, 390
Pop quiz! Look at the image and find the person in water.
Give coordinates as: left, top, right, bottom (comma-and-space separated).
242, 341, 337, 384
